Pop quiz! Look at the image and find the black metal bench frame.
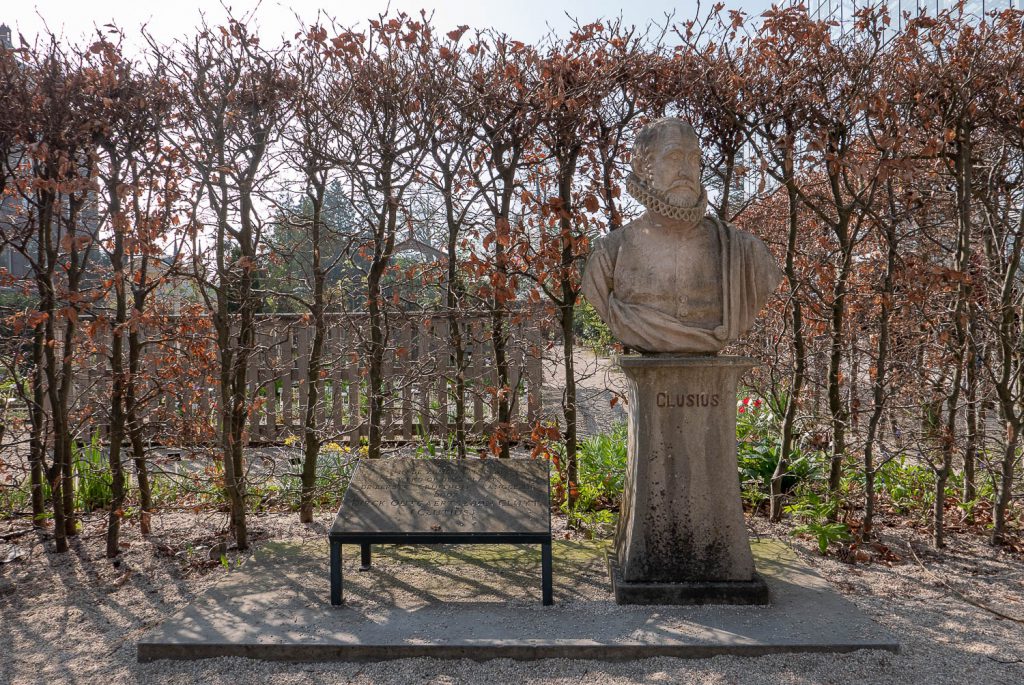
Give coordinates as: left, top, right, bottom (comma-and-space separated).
329, 531, 553, 606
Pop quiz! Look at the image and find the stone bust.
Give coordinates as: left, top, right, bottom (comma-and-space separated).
582, 118, 782, 354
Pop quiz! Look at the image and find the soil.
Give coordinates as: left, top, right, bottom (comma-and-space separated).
1, 349, 1022, 683
1, 509, 1022, 685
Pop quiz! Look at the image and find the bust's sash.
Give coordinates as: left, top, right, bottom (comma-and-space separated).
583, 216, 781, 355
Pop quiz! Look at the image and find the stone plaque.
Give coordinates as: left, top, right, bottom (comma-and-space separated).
331, 458, 551, 536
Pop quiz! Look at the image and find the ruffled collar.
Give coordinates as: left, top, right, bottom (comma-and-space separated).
626, 172, 708, 226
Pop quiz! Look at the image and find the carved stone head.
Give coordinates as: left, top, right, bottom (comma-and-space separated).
628, 118, 706, 223
632, 119, 703, 205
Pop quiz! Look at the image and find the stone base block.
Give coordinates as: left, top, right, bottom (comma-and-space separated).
613, 355, 759, 585
138, 541, 899, 662
608, 552, 770, 606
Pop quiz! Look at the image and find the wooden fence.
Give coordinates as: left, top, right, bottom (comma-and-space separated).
73, 311, 545, 446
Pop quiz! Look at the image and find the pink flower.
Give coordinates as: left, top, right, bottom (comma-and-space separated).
738, 407, 746, 414
742, 397, 750, 406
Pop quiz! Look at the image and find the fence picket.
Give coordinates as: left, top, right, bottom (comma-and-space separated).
70, 311, 541, 446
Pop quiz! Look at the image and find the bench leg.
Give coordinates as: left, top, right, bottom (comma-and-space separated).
330, 539, 343, 605
541, 541, 553, 606
360, 543, 372, 571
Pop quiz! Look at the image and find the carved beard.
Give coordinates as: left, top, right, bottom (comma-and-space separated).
626, 172, 708, 225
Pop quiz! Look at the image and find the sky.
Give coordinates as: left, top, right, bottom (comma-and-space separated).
4, 0, 780, 51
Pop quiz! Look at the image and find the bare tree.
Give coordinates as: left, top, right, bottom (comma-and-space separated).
279, 21, 355, 521
163, 18, 293, 549
976, 12, 1024, 545
86, 33, 175, 555
8, 39, 101, 551
467, 33, 541, 458
323, 13, 433, 460
421, 24, 487, 458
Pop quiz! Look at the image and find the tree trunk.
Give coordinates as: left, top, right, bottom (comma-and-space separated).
988, 207, 1023, 545
35, 198, 68, 552
106, 165, 128, 559
228, 268, 255, 550
106, 367, 126, 559
770, 154, 805, 522
446, 212, 468, 460
485, 150, 519, 460
126, 188, 154, 534
962, 333, 979, 514
491, 218, 512, 459
300, 182, 327, 523
863, 179, 899, 541
300, 318, 324, 522
57, 193, 90, 540
933, 462, 949, 549
43, 278, 77, 545
454, 331, 468, 458
992, 422, 1019, 545
214, 203, 249, 551
217, 326, 247, 548
227, 352, 250, 550
50, 315, 78, 541
560, 303, 578, 512
826, 252, 851, 497
936, 127, 974, 550
555, 149, 582, 510
28, 322, 47, 525
126, 322, 152, 535
490, 306, 511, 458
367, 264, 386, 460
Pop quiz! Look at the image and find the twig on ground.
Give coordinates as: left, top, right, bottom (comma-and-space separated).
0, 528, 33, 541
986, 656, 1023, 664
906, 541, 1024, 625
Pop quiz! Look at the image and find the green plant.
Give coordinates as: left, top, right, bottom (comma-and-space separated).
785, 494, 851, 554
550, 422, 628, 528
735, 394, 821, 503
874, 455, 935, 515
149, 472, 186, 507
412, 422, 459, 460
0, 373, 19, 398
735, 392, 785, 440
219, 553, 243, 571
794, 519, 852, 555
146, 460, 228, 509
573, 300, 615, 353
1, 479, 33, 518
737, 441, 818, 493
273, 440, 358, 511
741, 483, 769, 511
249, 480, 282, 512
73, 430, 113, 511
320, 443, 357, 478
569, 509, 616, 539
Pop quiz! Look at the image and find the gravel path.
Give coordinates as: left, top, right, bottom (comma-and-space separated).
1, 510, 1022, 685
2, 350, 1022, 683
541, 348, 627, 437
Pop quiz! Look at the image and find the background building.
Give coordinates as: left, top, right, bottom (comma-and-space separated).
803, 0, 1019, 34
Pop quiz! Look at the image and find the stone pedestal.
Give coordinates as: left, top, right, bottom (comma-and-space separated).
609, 354, 769, 605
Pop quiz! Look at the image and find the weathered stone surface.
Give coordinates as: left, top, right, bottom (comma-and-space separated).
581, 118, 782, 354
137, 540, 899, 662
332, 458, 550, 536
614, 355, 756, 588
608, 553, 769, 605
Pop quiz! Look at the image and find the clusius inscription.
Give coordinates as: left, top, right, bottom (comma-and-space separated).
656, 391, 720, 408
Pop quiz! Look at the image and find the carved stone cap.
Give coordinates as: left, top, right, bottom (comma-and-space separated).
614, 354, 757, 370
